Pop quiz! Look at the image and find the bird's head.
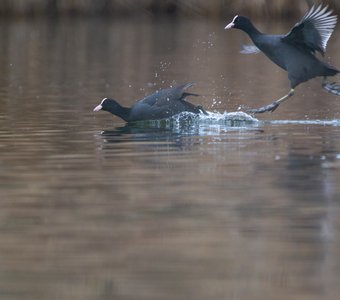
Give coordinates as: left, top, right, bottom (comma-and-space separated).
93, 98, 121, 113
225, 15, 252, 30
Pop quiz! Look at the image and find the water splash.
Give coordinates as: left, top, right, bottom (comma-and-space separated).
124, 111, 340, 135
134, 111, 256, 126
197, 111, 258, 123
129, 111, 259, 134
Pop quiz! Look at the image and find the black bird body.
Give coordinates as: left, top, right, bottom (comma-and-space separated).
225, 4, 340, 113
253, 35, 288, 71
244, 30, 339, 88
93, 83, 207, 122
243, 25, 338, 88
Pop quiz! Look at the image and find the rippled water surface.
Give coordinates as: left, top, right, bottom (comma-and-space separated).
1, 17, 340, 300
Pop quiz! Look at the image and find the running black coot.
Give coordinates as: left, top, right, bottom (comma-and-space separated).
94, 83, 208, 122
225, 4, 340, 113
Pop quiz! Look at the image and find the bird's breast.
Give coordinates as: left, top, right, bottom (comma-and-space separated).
253, 35, 288, 70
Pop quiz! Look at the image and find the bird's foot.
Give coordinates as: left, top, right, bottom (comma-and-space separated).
246, 101, 280, 114
323, 81, 340, 96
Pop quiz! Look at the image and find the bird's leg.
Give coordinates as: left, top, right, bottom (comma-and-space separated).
322, 76, 329, 86
246, 89, 294, 114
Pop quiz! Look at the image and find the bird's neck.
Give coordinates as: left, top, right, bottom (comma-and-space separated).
243, 23, 262, 39
107, 105, 131, 122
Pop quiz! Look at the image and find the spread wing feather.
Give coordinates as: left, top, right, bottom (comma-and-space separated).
282, 4, 337, 55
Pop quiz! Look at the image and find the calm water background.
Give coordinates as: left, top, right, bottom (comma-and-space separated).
1, 16, 340, 300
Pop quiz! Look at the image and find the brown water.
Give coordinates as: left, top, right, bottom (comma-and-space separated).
1, 17, 340, 300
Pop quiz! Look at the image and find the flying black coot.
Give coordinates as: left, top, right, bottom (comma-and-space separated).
93, 83, 208, 122
225, 4, 340, 113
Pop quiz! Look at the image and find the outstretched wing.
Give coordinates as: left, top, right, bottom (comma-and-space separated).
282, 4, 337, 55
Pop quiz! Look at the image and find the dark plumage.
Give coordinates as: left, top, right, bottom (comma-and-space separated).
225, 4, 340, 113
93, 83, 208, 122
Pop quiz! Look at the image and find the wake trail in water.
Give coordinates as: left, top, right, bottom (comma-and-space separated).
268, 119, 340, 126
